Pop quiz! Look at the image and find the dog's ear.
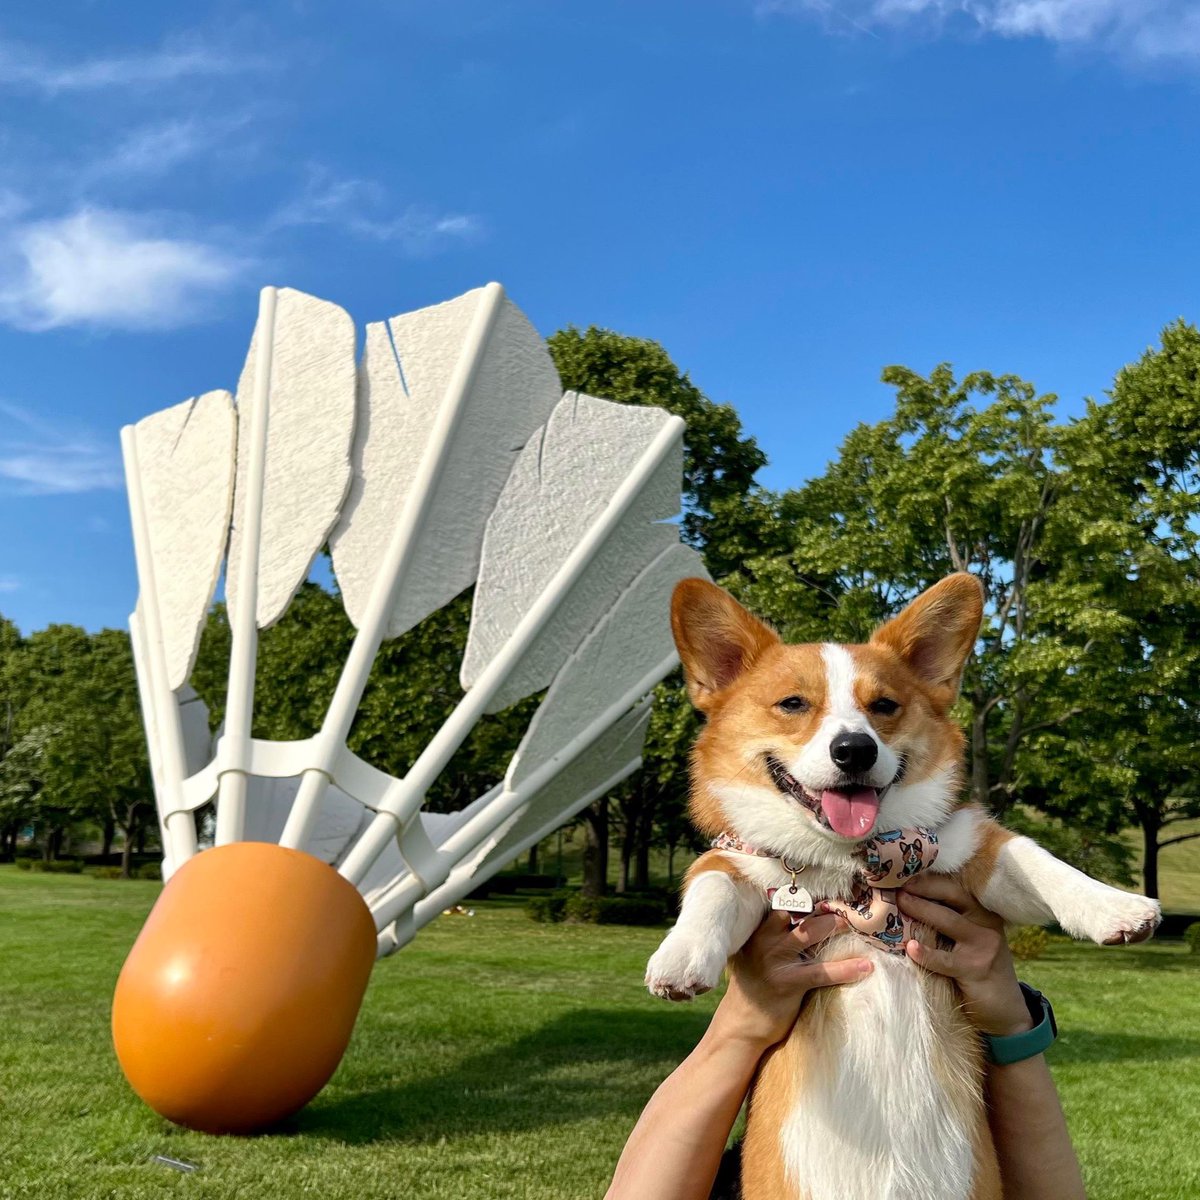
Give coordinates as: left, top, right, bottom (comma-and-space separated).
671, 578, 779, 711
870, 573, 984, 706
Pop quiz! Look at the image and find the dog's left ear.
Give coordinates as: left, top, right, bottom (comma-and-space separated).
870, 573, 984, 705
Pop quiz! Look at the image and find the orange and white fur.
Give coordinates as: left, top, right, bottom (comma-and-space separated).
646, 574, 1160, 1200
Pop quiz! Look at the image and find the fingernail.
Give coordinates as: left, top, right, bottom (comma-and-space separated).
817, 901, 832, 913
857, 960, 873, 975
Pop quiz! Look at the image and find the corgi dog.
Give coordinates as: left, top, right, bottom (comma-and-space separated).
646, 573, 1161, 1200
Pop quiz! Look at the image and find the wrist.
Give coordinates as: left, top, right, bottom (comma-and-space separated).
708, 983, 792, 1055
968, 979, 1036, 1037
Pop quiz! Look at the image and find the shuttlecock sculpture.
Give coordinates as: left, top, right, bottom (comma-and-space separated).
112, 282, 707, 1134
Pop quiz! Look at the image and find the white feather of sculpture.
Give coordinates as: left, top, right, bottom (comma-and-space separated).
225, 288, 357, 629
336, 394, 685, 887
130, 391, 236, 690
329, 286, 560, 637
506, 540, 706, 791
280, 283, 560, 852
460, 391, 684, 712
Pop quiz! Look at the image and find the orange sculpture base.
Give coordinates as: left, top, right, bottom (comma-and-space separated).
112, 841, 376, 1134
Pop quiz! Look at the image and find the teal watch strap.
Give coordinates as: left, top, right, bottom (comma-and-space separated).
982, 983, 1058, 1066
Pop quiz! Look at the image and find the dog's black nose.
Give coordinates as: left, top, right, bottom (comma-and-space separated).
829, 731, 878, 775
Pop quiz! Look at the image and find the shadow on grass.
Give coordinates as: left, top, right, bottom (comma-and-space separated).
296, 1006, 710, 1146
1053, 1030, 1200, 1065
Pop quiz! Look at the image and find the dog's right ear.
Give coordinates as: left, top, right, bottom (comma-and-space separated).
671, 579, 779, 711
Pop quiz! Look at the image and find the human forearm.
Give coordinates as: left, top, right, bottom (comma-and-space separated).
897, 879, 1087, 1200
605, 1021, 763, 1200
612, 912, 865, 1200
987, 1054, 1086, 1200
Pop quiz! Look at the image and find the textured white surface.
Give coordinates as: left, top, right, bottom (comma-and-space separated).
329, 287, 561, 637
226, 287, 356, 629
176, 685, 214, 777
461, 392, 683, 711
239, 775, 366, 864
132, 391, 236, 689
356, 812, 466, 903
507, 542, 704, 791
473, 703, 651, 875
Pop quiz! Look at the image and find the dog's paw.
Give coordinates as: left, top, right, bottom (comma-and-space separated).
1080, 888, 1161, 946
645, 934, 727, 1001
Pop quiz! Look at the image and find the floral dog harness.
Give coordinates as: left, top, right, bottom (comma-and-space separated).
712, 826, 940, 955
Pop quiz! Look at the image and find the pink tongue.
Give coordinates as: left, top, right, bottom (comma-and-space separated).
821, 788, 880, 839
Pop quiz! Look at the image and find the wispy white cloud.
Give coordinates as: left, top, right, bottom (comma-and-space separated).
100, 119, 230, 179
759, 0, 1200, 64
0, 208, 246, 332
0, 577, 19, 593
0, 401, 121, 495
0, 35, 262, 95
271, 171, 484, 255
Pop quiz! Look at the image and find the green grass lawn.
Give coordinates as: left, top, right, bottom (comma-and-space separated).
2, 867, 1198, 1200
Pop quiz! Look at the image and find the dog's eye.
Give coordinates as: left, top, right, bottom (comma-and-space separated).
869, 697, 900, 716
776, 695, 809, 714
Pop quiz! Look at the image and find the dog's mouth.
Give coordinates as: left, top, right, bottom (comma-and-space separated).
765, 754, 884, 840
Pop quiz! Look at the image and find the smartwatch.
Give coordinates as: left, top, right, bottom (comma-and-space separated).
981, 983, 1058, 1066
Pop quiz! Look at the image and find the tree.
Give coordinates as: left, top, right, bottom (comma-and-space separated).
12, 625, 155, 872
1035, 320, 1200, 896
0, 617, 30, 858
610, 676, 699, 892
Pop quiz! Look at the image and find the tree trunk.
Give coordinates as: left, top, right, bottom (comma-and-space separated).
1140, 811, 1161, 900
101, 816, 116, 862
527, 842, 539, 874
667, 841, 675, 886
44, 826, 64, 862
634, 807, 654, 890
120, 805, 138, 879
970, 702, 991, 809
581, 800, 608, 898
617, 830, 632, 894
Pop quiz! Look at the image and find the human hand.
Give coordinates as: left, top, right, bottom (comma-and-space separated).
897, 874, 1033, 1037
709, 910, 873, 1052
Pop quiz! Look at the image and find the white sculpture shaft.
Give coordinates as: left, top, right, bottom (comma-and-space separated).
121, 430, 200, 869
217, 286, 277, 845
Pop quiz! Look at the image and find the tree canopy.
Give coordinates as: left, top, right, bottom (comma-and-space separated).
5, 319, 1200, 900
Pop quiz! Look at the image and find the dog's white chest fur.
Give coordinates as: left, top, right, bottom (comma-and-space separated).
780, 951, 974, 1200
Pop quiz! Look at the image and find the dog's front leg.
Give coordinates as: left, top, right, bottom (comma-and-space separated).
972, 829, 1160, 946
646, 860, 765, 1001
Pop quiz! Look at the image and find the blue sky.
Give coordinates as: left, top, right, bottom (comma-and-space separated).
2, 0, 1199, 634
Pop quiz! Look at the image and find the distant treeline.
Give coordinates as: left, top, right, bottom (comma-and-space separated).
3, 323, 1199, 893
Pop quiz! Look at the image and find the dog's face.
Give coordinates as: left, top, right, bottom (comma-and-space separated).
671, 574, 983, 867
